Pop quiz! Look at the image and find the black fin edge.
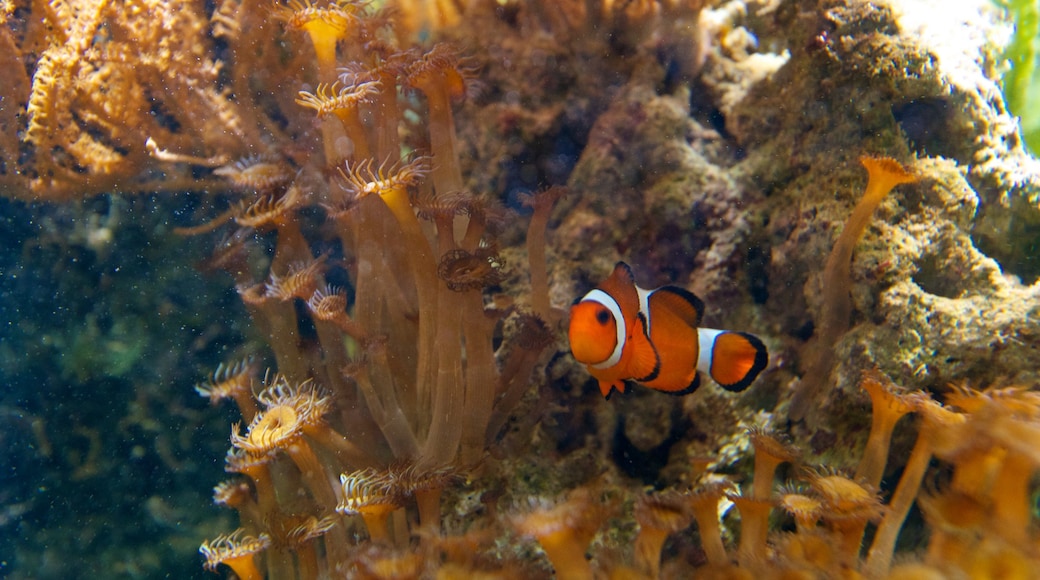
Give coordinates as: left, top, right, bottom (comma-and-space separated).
656, 285, 706, 326
614, 261, 635, 283
661, 372, 701, 396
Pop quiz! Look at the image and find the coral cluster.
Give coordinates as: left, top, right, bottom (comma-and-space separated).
169, 2, 568, 578
509, 373, 1040, 579
0, 0, 252, 200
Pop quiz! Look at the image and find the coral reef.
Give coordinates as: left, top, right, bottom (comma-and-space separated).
2, 0, 1040, 577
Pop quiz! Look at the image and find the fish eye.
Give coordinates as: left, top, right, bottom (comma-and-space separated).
595, 308, 611, 325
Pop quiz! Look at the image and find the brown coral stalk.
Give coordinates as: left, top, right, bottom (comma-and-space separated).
790, 156, 917, 420
458, 296, 499, 465
345, 360, 420, 459
486, 314, 553, 443
523, 186, 565, 322
406, 45, 468, 195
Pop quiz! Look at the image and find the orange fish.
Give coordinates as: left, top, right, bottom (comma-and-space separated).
568, 262, 768, 398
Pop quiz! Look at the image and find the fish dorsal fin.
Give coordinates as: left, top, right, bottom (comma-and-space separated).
628, 312, 660, 382
597, 262, 640, 322
707, 331, 768, 392
647, 285, 704, 328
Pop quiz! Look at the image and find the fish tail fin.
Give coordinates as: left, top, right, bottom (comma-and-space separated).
705, 331, 768, 392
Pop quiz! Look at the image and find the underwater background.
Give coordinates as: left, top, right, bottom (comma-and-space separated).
2, 0, 1040, 578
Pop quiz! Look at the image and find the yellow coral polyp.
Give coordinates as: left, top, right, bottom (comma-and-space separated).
199, 529, 271, 580
748, 427, 798, 501
214, 156, 293, 192
404, 44, 472, 194
340, 157, 428, 200
297, 80, 381, 159
265, 257, 328, 301
855, 371, 916, 488
307, 285, 366, 338
244, 405, 302, 451
195, 357, 259, 421
688, 483, 731, 567
235, 185, 303, 230
779, 492, 823, 534
633, 491, 693, 578
277, 0, 364, 78
810, 474, 878, 514
296, 80, 381, 119
338, 470, 403, 542
513, 488, 607, 580
789, 156, 918, 419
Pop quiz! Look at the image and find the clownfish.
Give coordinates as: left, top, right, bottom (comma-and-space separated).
568, 262, 768, 398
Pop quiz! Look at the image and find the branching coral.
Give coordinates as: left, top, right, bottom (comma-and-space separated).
1, 0, 254, 201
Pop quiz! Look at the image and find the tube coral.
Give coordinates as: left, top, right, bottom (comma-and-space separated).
748, 428, 798, 501
200, 529, 271, 580
807, 471, 883, 563
854, 370, 916, 488
296, 80, 381, 160
790, 156, 917, 420
633, 491, 693, 578
513, 487, 609, 580
275, 0, 363, 80
863, 398, 960, 577
338, 469, 405, 543
521, 186, 566, 322
195, 357, 260, 422
403, 44, 473, 195
687, 483, 731, 567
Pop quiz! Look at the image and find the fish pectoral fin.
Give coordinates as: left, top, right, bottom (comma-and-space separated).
651, 285, 705, 327
709, 331, 769, 392
628, 313, 661, 382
